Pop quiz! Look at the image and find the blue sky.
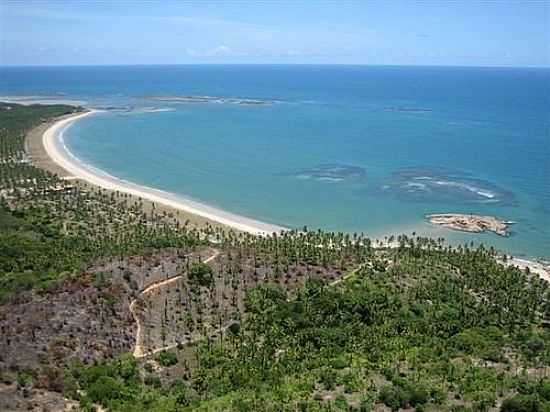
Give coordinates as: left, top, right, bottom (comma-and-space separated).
1, 0, 549, 67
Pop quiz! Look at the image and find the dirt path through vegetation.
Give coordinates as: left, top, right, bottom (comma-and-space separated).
130, 250, 220, 358
130, 257, 367, 359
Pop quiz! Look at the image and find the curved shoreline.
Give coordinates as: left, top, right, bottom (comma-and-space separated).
42, 110, 287, 235
32, 108, 550, 283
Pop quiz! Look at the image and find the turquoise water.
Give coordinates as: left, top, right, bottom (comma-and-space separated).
1, 65, 549, 258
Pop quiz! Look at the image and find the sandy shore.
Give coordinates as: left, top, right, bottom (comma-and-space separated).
23, 107, 550, 283
39, 110, 286, 236
501, 257, 550, 283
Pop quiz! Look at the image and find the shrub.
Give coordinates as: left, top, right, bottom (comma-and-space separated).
330, 357, 348, 370
341, 371, 360, 393
86, 375, 126, 403
227, 321, 241, 336
381, 367, 396, 381
123, 269, 132, 283
408, 383, 430, 406
16, 372, 32, 389
379, 380, 433, 411
452, 329, 488, 354
144, 374, 162, 388
155, 350, 178, 367
471, 390, 496, 411
319, 368, 337, 390
333, 395, 349, 411
500, 395, 541, 412
245, 284, 286, 314
358, 396, 373, 412
538, 380, 550, 401
170, 379, 192, 406
379, 385, 407, 411
188, 262, 214, 286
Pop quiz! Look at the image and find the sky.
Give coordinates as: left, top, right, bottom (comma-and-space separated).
1, 0, 549, 67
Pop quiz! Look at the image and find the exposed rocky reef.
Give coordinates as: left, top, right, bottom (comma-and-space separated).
426, 213, 514, 236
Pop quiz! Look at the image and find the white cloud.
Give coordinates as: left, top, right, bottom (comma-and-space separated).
186, 45, 233, 57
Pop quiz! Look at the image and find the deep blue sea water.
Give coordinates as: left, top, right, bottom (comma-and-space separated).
1, 65, 549, 258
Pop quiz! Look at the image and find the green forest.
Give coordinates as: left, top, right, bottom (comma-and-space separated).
0, 103, 549, 412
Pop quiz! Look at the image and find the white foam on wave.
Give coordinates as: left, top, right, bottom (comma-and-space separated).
318, 177, 344, 183
118, 107, 176, 115
142, 107, 176, 113
432, 180, 495, 199
475, 190, 495, 199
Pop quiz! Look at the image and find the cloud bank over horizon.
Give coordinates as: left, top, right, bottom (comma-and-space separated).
1, 1, 549, 67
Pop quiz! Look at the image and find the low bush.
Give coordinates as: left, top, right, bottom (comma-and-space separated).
188, 262, 214, 286
500, 395, 542, 412
155, 350, 178, 367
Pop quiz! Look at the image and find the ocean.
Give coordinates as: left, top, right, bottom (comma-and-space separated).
1, 65, 549, 258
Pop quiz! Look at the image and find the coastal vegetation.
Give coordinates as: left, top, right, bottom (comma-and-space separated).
70, 242, 550, 412
0, 103, 204, 300
0, 103, 549, 411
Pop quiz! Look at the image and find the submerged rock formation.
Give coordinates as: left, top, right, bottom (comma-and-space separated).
426, 213, 514, 236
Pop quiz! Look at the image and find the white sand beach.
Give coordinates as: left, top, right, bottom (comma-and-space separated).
502, 257, 550, 283
38, 111, 550, 283
42, 110, 286, 236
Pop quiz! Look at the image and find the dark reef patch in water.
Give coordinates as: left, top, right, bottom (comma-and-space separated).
146, 95, 273, 106
383, 107, 432, 113
286, 164, 367, 183
381, 166, 516, 206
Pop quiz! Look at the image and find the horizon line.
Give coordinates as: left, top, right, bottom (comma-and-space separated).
1, 62, 549, 70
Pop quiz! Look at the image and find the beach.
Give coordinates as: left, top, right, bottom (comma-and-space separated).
5, 65, 549, 259
36, 110, 286, 236
25, 108, 550, 284
502, 257, 550, 283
